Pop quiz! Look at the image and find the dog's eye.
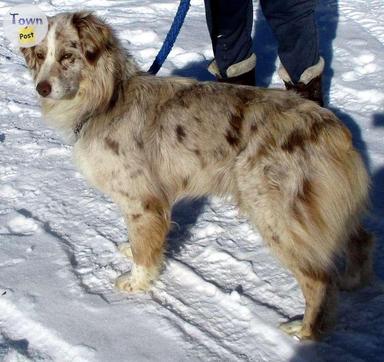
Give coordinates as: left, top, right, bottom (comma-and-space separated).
36, 52, 45, 60
61, 53, 73, 61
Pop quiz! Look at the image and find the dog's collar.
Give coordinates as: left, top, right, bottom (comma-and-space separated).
73, 114, 92, 139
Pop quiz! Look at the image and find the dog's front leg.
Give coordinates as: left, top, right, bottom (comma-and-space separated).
115, 195, 170, 292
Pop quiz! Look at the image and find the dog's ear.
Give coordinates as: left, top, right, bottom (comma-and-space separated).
20, 47, 37, 70
72, 11, 111, 65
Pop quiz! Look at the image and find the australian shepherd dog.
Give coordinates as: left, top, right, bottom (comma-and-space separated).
21, 12, 374, 340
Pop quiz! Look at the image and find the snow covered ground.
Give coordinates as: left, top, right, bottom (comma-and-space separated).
0, 0, 383, 361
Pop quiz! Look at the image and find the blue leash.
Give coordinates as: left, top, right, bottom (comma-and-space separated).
148, 0, 191, 75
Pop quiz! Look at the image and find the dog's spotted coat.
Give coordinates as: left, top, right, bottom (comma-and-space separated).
21, 12, 374, 340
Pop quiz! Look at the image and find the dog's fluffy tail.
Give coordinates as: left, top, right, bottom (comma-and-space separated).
287, 113, 371, 278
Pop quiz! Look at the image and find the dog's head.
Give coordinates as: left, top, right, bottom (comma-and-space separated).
21, 12, 113, 100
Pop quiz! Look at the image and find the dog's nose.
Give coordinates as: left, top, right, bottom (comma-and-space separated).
36, 81, 52, 97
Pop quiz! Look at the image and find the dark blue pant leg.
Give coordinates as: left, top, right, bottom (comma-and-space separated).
204, 0, 253, 78
260, 0, 320, 83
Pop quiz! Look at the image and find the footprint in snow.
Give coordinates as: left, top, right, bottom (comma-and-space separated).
0, 185, 19, 199
6, 215, 39, 236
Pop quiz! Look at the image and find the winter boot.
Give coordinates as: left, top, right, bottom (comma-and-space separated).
208, 53, 256, 86
278, 57, 324, 107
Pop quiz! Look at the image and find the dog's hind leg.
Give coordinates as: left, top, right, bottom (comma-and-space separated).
279, 266, 338, 340
115, 195, 170, 292
339, 225, 374, 291
236, 166, 344, 339
253, 219, 338, 340
238, 192, 339, 340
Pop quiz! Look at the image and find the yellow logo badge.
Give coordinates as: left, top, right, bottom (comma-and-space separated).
19, 26, 35, 45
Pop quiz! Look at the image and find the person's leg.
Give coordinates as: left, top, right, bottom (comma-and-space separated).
204, 0, 256, 85
260, 0, 319, 82
260, 0, 324, 105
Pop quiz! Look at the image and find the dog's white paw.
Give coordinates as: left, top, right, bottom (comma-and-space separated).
115, 272, 149, 292
115, 264, 157, 293
118, 242, 133, 259
279, 320, 317, 340
279, 320, 304, 338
